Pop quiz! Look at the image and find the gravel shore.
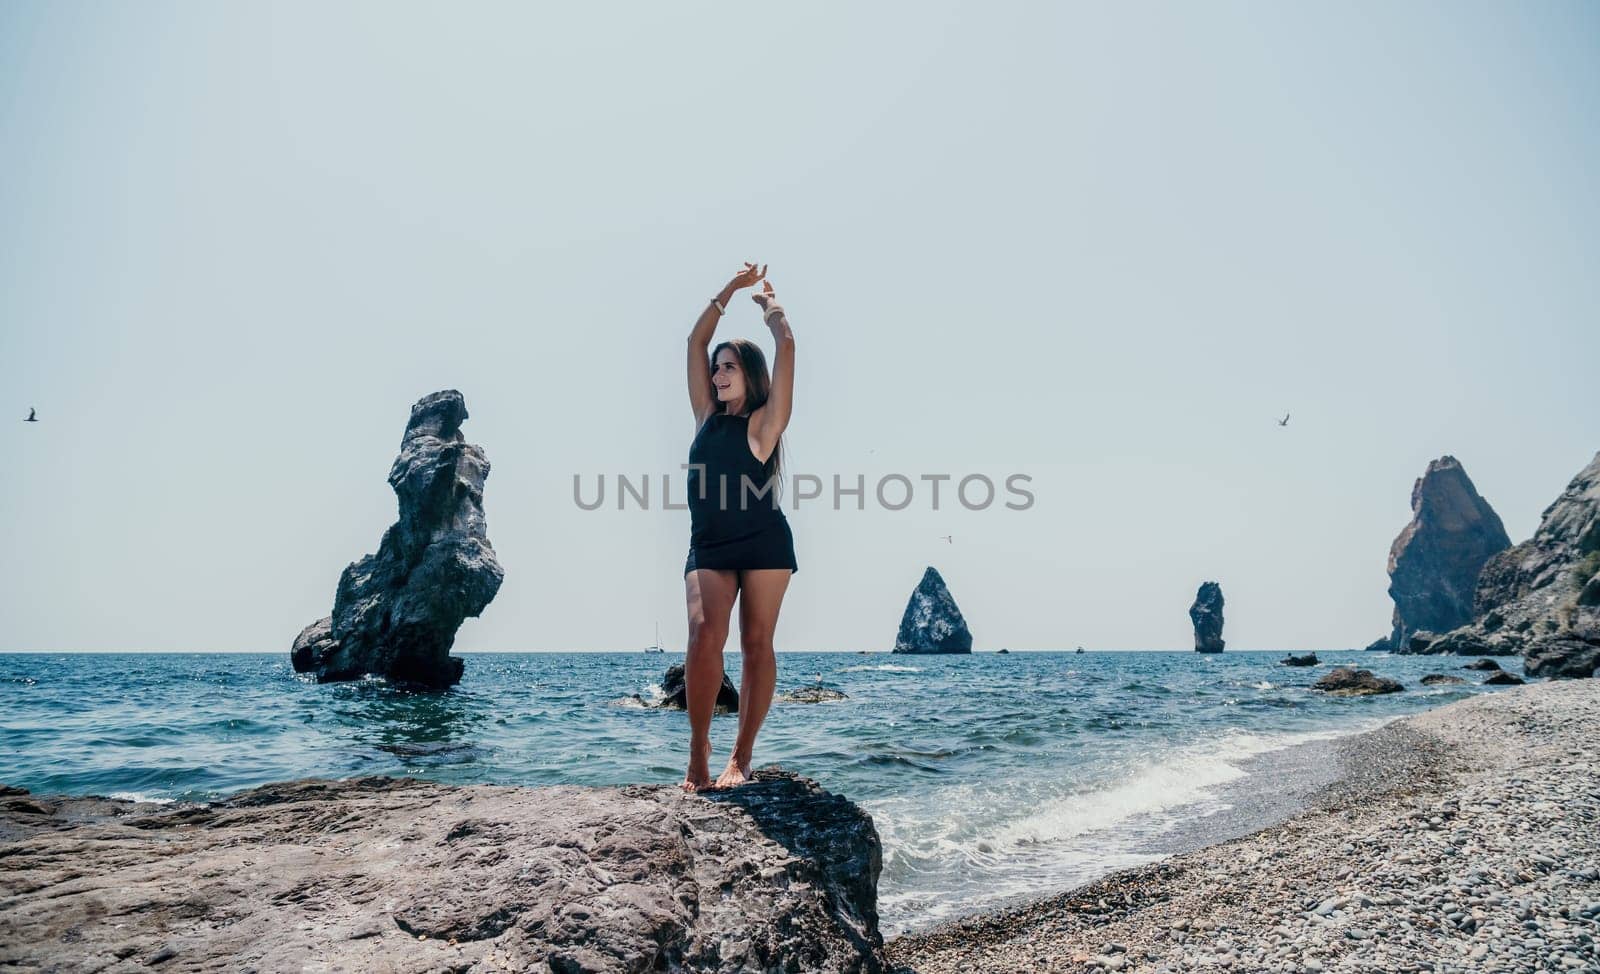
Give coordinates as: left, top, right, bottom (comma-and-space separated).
888, 680, 1600, 974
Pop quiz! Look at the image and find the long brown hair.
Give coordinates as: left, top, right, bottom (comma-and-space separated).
710, 338, 785, 497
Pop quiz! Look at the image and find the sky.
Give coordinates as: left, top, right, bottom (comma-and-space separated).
2, 1, 1597, 653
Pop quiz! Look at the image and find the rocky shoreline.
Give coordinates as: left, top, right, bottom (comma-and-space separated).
888, 679, 1600, 973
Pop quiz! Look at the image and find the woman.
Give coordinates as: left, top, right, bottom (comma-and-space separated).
681, 261, 798, 792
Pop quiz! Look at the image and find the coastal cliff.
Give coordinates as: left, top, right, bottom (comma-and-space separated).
0, 771, 886, 973
1383, 456, 1510, 651
1415, 451, 1600, 677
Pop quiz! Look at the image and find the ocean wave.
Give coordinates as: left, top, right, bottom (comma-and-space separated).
990, 726, 1359, 849
106, 791, 176, 805
840, 664, 924, 674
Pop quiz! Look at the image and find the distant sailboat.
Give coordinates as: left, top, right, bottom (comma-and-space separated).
645, 621, 665, 654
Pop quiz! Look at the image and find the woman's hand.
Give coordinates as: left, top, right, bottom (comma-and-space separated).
726, 262, 767, 292
752, 280, 778, 312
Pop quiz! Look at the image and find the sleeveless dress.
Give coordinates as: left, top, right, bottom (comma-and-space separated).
684, 411, 798, 576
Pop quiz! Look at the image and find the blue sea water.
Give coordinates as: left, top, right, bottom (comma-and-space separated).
1, 650, 1511, 935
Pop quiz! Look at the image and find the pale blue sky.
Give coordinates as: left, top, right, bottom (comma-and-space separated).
3, 1, 1596, 652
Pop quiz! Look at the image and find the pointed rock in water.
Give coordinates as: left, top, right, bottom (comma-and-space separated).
1420, 673, 1468, 685
1280, 653, 1319, 667
1386, 456, 1511, 652
1462, 658, 1502, 671
659, 663, 739, 713
1189, 581, 1225, 653
0, 771, 887, 972
892, 566, 973, 654
1313, 667, 1404, 696
290, 391, 504, 688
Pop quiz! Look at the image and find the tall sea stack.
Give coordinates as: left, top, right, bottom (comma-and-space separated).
1384, 456, 1510, 651
1190, 582, 1225, 653
893, 566, 973, 654
291, 390, 504, 687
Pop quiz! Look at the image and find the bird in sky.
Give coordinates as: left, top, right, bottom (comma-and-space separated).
1277, 412, 1290, 427
939, 535, 953, 544
24, 407, 38, 422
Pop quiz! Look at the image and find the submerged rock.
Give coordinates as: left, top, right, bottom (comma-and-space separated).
1281, 653, 1320, 667
1385, 456, 1511, 651
1189, 582, 1225, 653
778, 686, 850, 704
1462, 658, 1502, 672
291, 391, 503, 688
0, 771, 887, 973
1313, 667, 1404, 697
1420, 673, 1468, 686
659, 662, 739, 713
893, 566, 973, 654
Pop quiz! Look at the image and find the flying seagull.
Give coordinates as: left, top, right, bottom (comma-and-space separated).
939, 535, 953, 544
1277, 412, 1290, 427
24, 407, 37, 422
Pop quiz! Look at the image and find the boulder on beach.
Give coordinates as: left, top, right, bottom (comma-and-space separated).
1280, 653, 1319, 667
1483, 671, 1527, 686
0, 772, 887, 972
659, 663, 739, 713
893, 566, 973, 654
1313, 667, 1404, 697
290, 391, 504, 688
1384, 456, 1511, 652
1420, 673, 1468, 686
1524, 636, 1600, 679
1189, 581, 1226, 653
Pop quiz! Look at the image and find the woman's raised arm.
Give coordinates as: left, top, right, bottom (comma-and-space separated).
749, 280, 795, 453
687, 263, 766, 423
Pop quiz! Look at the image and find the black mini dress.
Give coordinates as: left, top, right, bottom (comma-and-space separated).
683, 411, 798, 576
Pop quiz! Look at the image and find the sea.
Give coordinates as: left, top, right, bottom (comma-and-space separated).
0, 649, 1506, 936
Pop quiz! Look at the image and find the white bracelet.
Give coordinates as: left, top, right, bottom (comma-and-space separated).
710, 298, 726, 315
762, 302, 785, 323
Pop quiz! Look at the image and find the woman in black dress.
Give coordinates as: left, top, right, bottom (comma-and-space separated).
681, 262, 798, 792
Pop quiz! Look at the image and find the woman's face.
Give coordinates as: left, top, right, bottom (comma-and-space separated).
712, 348, 746, 403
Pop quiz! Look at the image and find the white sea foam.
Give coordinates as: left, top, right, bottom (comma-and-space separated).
107, 792, 175, 804
841, 664, 924, 674
1253, 681, 1277, 690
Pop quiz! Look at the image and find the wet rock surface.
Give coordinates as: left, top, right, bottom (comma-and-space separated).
658, 662, 739, 713
0, 770, 886, 973
1312, 667, 1405, 697
1281, 653, 1319, 667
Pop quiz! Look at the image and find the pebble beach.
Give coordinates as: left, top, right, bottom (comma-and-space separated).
889, 678, 1600, 974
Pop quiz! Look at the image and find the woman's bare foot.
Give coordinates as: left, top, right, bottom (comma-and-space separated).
713, 756, 753, 790
681, 741, 712, 793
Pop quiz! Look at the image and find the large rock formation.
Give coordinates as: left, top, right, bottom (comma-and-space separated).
0, 772, 887, 973
1383, 456, 1510, 651
1189, 581, 1225, 653
893, 566, 973, 654
1426, 452, 1600, 677
291, 391, 504, 688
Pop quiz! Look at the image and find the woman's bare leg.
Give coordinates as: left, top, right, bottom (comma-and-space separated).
683, 568, 739, 792
715, 568, 792, 788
